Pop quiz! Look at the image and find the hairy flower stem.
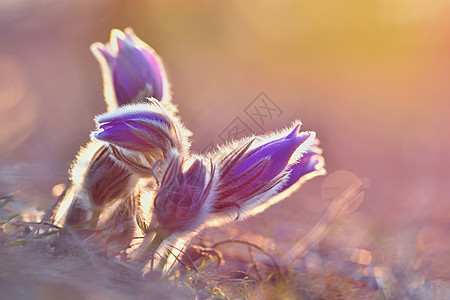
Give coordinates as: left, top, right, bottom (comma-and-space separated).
148, 232, 165, 270
132, 230, 167, 271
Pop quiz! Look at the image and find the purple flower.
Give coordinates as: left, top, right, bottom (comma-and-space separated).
91, 28, 170, 110
52, 27, 328, 273
91, 101, 190, 176
153, 155, 215, 236
206, 123, 323, 224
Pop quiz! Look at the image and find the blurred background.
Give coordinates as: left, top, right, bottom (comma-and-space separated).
1, 0, 449, 293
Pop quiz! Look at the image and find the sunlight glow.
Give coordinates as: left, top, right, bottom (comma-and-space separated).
351, 248, 372, 265
51, 183, 66, 197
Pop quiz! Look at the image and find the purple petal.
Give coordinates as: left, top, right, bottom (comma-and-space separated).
94, 121, 171, 152
97, 110, 170, 128
141, 49, 163, 101
278, 148, 324, 193
228, 125, 311, 184
96, 47, 114, 64
154, 157, 214, 234
114, 36, 163, 103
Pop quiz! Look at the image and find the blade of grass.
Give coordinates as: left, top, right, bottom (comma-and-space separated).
211, 239, 282, 277
284, 180, 367, 263
0, 213, 19, 225
0, 194, 14, 210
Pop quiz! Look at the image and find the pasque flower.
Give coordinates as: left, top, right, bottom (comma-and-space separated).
153, 155, 215, 236
91, 28, 170, 110
53, 29, 174, 228
91, 100, 190, 176
206, 123, 321, 225
129, 155, 215, 263
129, 123, 325, 268
50, 28, 326, 274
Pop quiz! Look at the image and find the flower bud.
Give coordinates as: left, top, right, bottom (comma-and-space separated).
54, 141, 141, 232
207, 122, 319, 225
91, 28, 170, 110
153, 155, 215, 236
91, 100, 190, 176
